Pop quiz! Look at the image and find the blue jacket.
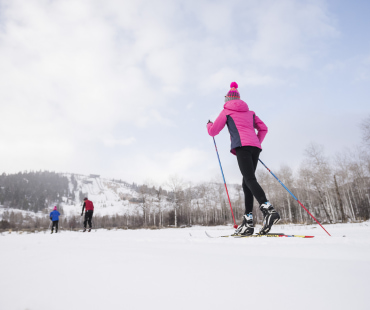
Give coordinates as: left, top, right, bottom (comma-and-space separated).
50, 210, 60, 221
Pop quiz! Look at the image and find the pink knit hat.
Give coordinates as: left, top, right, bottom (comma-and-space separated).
225, 82, 240, 102
53, 206, 57, 211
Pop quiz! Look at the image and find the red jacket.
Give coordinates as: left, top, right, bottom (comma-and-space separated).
84, 200, 94, 211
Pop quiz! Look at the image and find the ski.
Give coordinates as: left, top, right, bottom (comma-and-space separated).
205, 231, 314, 238
234, 234, 314, 238
205, 231, 284, 238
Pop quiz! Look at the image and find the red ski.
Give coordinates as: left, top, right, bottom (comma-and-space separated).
205, 231, 314, 238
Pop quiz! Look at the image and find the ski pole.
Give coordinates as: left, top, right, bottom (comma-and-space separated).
258, 159, 331, 236
212, 137, 238, 229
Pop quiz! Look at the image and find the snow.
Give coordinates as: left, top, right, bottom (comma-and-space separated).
1, 223, 369, 310
62, 174, 240, 218
61, 175, 173, 218
62, 175, 143, 217
0, 207, 47, 219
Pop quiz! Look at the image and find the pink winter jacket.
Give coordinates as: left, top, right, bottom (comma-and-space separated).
207, 100, 268, 155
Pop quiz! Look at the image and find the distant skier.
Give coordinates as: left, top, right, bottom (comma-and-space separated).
49, 206, 60, 234
207, 82, 280, 235
81, 197, 94, 232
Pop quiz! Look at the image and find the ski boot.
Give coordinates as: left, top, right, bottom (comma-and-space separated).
233, 213, 254, 236
51, 230, 53, 234
83, 228, 87, 232
88, 228, 91, 232
259, 202, 280, 235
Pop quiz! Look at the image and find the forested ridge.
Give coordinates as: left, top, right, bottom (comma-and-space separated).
0, 171, 69, 212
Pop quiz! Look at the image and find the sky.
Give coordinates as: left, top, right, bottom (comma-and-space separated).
0, 0, 369, 185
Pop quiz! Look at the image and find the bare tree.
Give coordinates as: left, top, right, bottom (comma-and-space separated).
334, 174, 346, 222
137, 184, 150, 226
166, 175, 184, 227
361, 115, 370, 148
302, 143, 334, 223
278, 165, 295, 223
153, 185, 166, 227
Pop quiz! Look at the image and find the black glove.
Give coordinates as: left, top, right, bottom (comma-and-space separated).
50, 217, 52, 221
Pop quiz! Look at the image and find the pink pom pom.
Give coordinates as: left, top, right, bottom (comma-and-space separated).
230, 81, 238, 89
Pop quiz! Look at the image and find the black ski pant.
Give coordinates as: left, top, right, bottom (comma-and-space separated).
51, 220, 59, 232
84, 210, 94, 228
235, 146, 268, 214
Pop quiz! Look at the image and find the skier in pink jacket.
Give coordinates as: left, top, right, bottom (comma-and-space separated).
207, 82, 280, 235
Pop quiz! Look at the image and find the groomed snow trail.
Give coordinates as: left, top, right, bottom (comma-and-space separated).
0, 223, 369, 310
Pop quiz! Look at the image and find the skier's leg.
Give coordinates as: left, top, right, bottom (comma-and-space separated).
234, 173, 255, 236
84, 213, 88, 228
232, 179, 255, 235
236, 146, 280, 234
236, 146, 267, 204
55, 221, 59, 233
242, 177, 254, 214
252, 148, 280, 234
88, 211, 93, 228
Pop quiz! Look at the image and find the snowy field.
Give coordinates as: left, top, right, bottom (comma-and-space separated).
1, 223, 369, 310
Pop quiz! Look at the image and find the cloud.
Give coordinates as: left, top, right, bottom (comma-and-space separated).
0, 0, 340, 182
321, 53, 370, 83
247, 0, 339, 69
365, 55, 370, 66
102, 136, 136, 147
109, 147, 215, 184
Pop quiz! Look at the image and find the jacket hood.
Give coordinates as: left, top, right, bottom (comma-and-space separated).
224, 99, 249, 112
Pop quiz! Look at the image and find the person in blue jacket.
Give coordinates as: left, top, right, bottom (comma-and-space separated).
49, 206, 61, 234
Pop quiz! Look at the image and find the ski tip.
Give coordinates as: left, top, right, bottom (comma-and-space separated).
205, 231, 213, 238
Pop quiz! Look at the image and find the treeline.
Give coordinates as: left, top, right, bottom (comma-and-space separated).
126, 143, 370, 228
131, 116, 370, 227
1, 144, 370, 231
1, 117, 370, 231
0, 171, 70, 212
253, 144, 370, 225
1, 141, 370, 232
122, 116, 370, 228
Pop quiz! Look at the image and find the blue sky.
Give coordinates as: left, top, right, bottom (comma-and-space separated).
0, 0, 369, 185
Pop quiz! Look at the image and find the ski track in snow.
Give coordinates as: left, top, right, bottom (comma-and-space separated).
0, 223, 369, 310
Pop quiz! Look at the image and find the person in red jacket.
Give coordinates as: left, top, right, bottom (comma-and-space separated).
81, 197, 94, 232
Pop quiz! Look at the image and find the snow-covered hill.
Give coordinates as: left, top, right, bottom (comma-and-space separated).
62, 173, 145, 217
0, 174, 145, 220
0, 172, 244, 227
62, 173, 241, 218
